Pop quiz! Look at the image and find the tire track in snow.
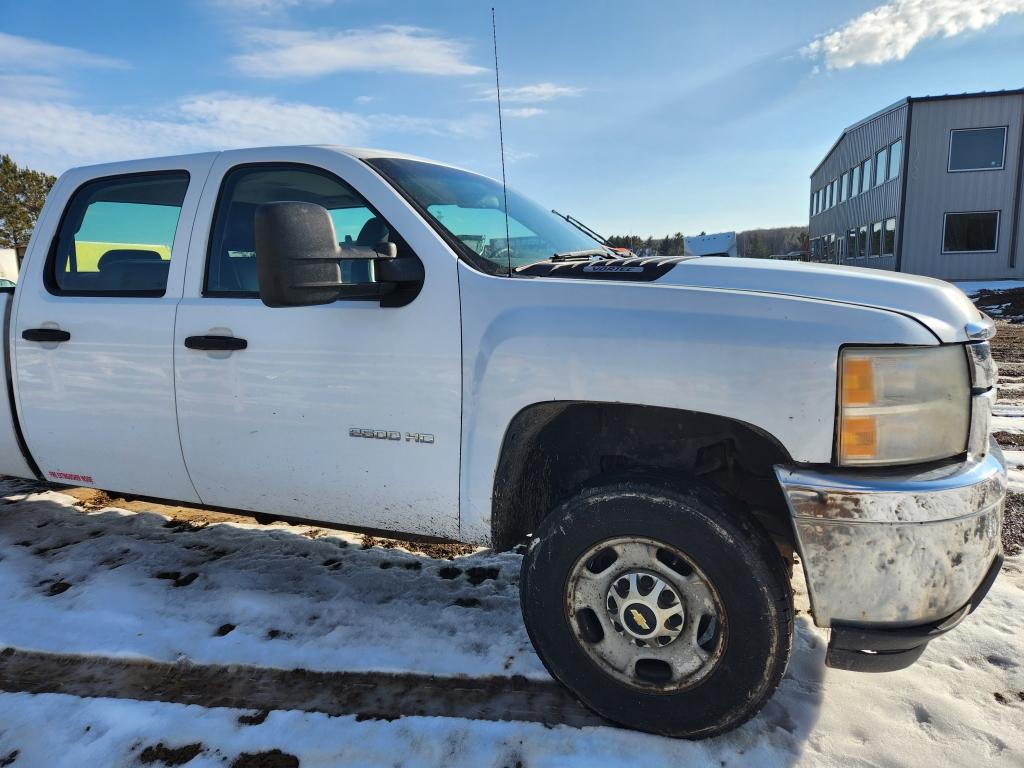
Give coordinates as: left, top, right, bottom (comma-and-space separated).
0, 647, 607, 728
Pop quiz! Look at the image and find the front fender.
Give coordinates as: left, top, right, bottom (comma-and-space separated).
457, 265, 938, 544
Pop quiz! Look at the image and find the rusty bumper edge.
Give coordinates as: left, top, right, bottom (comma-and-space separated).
774, 440, 1006, 628
826, 552, 1003, 672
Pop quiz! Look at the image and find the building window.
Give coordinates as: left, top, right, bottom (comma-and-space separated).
942, 211, 1000, 253
826, 183, 832, 209
840, 172, 849, 202
888, 140, 902, 179
870, 221, 882, 257
846, 228, 857, 259
948, 127, 1007, 171
875, 147, 888, 186
882, 218, 895, 257
810, 192, 816, 216
858, 225, 867, 258
833, 178, 839, 206
851, 165, 860, 197
861, 157, 872, 192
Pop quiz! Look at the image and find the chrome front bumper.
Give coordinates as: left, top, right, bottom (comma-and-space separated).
775, 439, 1006, 629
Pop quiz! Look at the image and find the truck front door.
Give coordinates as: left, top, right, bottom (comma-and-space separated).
13, 155, 214, 500
173, 148, 462, 537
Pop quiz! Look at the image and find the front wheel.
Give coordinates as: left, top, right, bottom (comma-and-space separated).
520, 479, 793, 738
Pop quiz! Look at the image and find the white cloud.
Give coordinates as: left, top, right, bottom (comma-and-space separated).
804, 0, 1024, 70
233, 26, 487, 78
354, 95, 375, 104
0, 92, 492, 173
0, 32, 127, 72
476, 82, 584, 103
0, 73, 70, 99
504, 107, 544, 118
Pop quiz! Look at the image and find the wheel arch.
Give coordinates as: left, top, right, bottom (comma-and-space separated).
491, 401, 796, 556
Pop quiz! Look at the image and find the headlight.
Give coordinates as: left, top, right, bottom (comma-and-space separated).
837, 346, 970, 466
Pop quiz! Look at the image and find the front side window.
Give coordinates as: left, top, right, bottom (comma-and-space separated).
368, 157, 603, 274
875, 147, 888, 186
47, 172, 188, 295
882, 218, 896, 257
948, 127, 1006, 171
888, 140, 902, 179
858, 225, 868, 258
851, 165, 860, 197
206, 164, 405, 295
943, 211, 999, 253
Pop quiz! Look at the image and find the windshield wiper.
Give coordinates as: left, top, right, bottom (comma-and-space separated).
552, 210, 611, 247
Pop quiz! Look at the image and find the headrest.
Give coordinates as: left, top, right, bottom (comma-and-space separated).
98, 249, 163, 270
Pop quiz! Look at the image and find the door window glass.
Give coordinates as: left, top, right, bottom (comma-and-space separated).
206, 164, 406, 295
47, 172, 189, 295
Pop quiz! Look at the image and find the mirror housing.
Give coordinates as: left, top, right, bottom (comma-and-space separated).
255, 202, 343, 308
255, 202, 422, 308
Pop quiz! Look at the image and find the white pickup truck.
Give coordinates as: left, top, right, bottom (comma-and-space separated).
0, 146, 1005, 738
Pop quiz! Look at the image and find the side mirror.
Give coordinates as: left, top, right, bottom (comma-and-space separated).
255, 202, 343, 308
255, 201, 424, 308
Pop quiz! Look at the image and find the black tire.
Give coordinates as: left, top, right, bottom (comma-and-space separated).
520, 478, 793, 738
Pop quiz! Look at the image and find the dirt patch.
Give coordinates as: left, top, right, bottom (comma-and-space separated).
231, 750, 299, 768
466, 566, 500, 586
238, 709, 270, 726
140, 742, 204, 765
438, 566, 461, 580
154, 571, 199, 588
988, 320, 1024, 365
973, 289, 1024, 325
0, 648, 603, 729
359, 534, 475, 560
46, 580, 71, 597
0, 751, 18, 767
214, 624, 235, 637
994, 432, 1024, 449
452, 597, 481, 608
1003, 493, 1024, 557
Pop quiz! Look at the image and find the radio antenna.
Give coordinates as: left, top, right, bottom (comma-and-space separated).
491, 7, 512, 274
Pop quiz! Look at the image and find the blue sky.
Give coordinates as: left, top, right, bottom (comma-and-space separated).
2, 0, 1023, 235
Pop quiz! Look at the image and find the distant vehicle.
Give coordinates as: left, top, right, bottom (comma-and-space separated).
1, 145, 1005, 739
684, 231, 737, 258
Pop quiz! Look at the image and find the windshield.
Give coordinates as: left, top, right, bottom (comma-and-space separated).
366, 157, 604, 274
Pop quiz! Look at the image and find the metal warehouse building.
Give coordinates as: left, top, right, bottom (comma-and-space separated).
808, 89, 1024, 280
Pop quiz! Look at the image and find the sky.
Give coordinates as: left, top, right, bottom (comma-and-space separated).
1, 0, 1024, 236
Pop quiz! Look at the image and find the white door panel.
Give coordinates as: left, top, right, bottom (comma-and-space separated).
174, 148, 461, 536
13, 155, 215, 500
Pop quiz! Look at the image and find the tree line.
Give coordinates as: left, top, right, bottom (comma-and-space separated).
0, 155, 56, 253
606, 227, 807, 258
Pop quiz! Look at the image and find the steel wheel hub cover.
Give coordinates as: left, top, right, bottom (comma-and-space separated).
608, 572, 684, 646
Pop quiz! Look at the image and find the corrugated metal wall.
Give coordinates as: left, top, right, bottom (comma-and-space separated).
901, 94, 1024, 280
809, 104, 908, 272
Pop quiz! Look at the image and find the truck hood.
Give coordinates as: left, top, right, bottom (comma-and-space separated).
657, 258, 987, 343
514, 254, 987, 343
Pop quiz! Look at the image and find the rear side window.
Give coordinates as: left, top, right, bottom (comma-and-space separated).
47, 172, 189, 296
205, 164, 407, 296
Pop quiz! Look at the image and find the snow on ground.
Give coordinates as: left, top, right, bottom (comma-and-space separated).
0, 480, 1021, 767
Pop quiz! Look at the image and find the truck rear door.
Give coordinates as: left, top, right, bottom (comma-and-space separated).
12, 155, 215, 499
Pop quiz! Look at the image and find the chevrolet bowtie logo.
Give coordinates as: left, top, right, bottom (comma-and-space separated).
629, 608, 650, 631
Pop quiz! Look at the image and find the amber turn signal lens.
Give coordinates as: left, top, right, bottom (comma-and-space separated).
840, 415, 877, 459
841, 357, 875, 406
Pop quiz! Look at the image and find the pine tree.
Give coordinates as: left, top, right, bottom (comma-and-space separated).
0, 155, 56, 253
